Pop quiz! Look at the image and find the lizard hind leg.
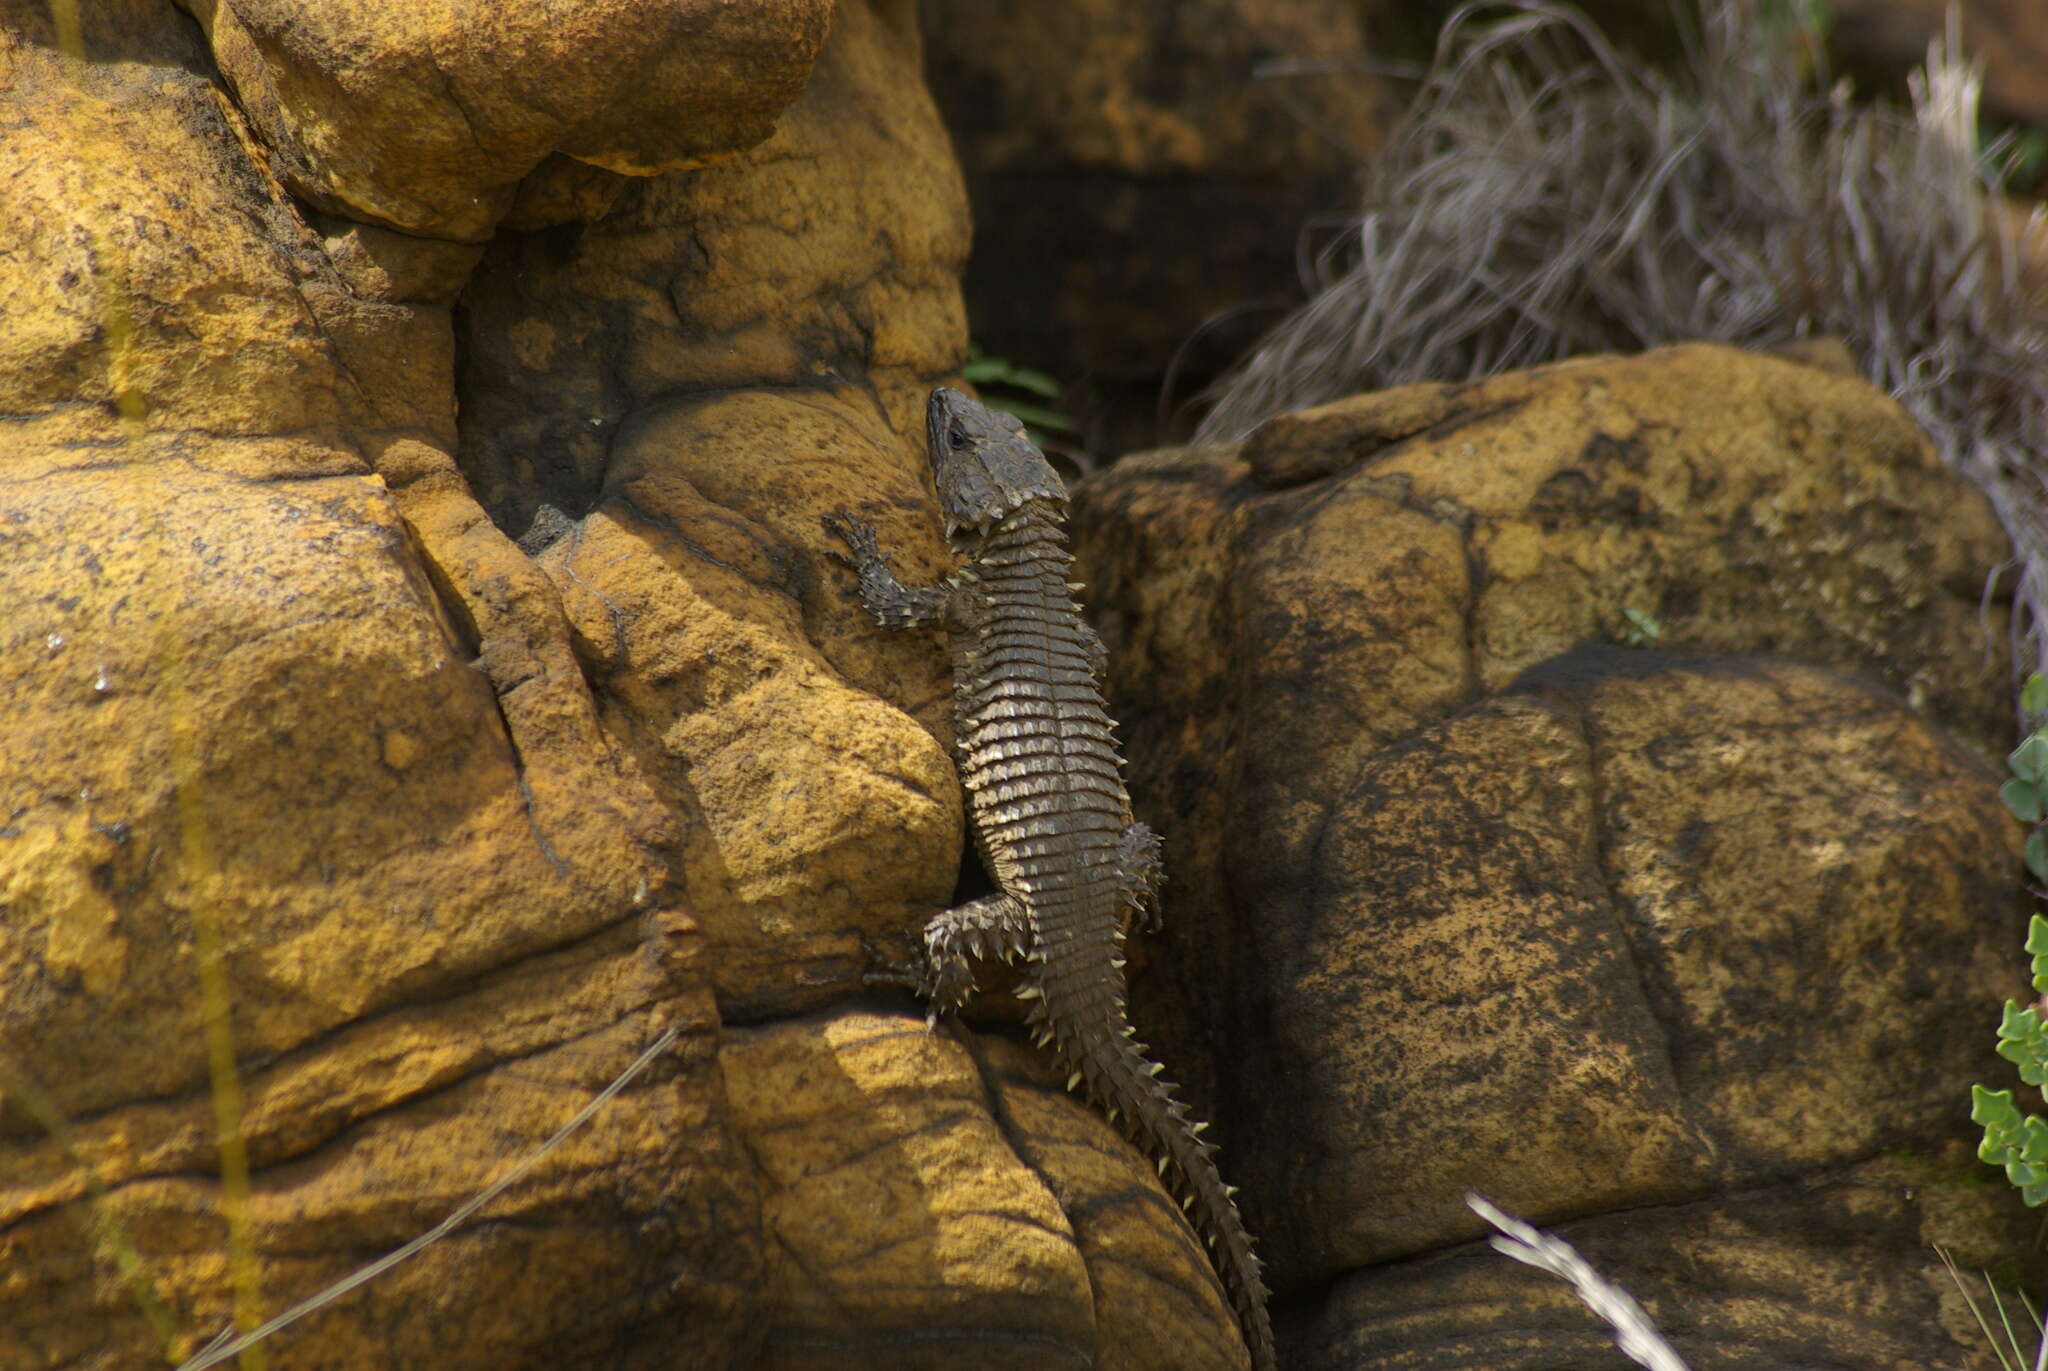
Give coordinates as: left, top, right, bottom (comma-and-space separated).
920, 892, 1034, 1024
1118, 821, 1165, 932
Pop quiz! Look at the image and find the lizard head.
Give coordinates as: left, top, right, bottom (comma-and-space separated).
927, 386, 1067, 540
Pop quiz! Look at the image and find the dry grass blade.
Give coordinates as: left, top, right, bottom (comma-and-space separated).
1467, 1193, 1692, 1371
1936, 1244, 2047, 1371
174, 1024, 681, 1371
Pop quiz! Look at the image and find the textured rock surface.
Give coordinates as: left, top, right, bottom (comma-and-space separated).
458, 0, 972, 1016
1292, 1151, 2036, 1371
1071, 342, 2030, 1366
720, 1010, 1247, 1371
11, 2, 2033, 1368
0, 0, 667, 1124
0, 11, 757, 1368
4, 916, 761, 1371
921, 0, 1389, 445
1, 4, 1249, 1369
176, 0, 834, 240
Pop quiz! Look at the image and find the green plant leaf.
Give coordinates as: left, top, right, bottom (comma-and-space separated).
2024, 673, 2048, 719
982, 396, 1076, 436
2028, 830, 2048, 884
2011, 734, 2048, 784
1977, 1082, 2020, 1127
2025, 915, 2048, 994
962, 346, 1064, 400
2002, 778, 2045, 823
1621, 607, 1663, 644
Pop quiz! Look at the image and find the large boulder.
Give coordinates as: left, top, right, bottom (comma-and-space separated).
719, 1010, 1247, 1370
454, 0, 975, 1018
174, 0, 834, 240
1071, 341, 2034, 1366
0, 3, 1252, 1367
0, 5, 752, 1367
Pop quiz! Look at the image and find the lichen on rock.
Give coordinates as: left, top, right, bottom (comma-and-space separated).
1073, 340, 2032, 1367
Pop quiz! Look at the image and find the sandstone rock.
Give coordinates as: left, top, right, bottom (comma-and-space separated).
3, 914, 762, 1371
0, 15, 763, 1367
1, 2, 666, 1125
1245, 655, 2018, 1278
921, 0, 1391, 445
1290, 1148, 2037, 1370
175, 0, 834, 241
0, 6, 869, 1367
719, 1009, 1248, 1371
457, 0, 973, 1015
541, 387, 963, 1018
3, 5, 1165, 1368
974, 1036, 1250, 1371
28, 3, 2020, 1368
1070, 342, 2027, 1363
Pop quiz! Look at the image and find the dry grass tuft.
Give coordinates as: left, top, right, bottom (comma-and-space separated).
1200, 0, 2048, 688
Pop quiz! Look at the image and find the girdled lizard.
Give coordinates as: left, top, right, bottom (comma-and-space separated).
826, 387, 1275, 1371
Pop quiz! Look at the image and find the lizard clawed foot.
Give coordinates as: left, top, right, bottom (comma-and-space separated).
1119, 821, 1166, 933
820, 510, 882, 569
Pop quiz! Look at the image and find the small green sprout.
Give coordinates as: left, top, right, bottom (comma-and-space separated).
1619, 607, 1663, 647
1974, 914, 2048, 1204
1976, 675, 2048, 1204
1999, 675, 2048, 881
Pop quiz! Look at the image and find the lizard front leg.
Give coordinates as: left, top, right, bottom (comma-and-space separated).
822, 512, 953, 629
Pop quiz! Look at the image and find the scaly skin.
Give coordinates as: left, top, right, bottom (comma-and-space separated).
826, 387, 1275, 1371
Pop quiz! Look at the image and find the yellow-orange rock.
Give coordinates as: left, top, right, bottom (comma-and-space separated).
176, 0, 834, 240
1, 0, 667, 1121
456, 0, 973, 1015
3, 915, 762, 1371
1071, 341, 2031, 1367
720, 1009, 1248, 1371
0, 12, 762, 1368
1, 3, 1203, 1367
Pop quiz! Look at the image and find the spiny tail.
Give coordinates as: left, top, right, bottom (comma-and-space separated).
1048, 1010, 1277, 1371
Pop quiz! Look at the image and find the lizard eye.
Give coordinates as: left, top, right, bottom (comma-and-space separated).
947, 426, 968, 451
